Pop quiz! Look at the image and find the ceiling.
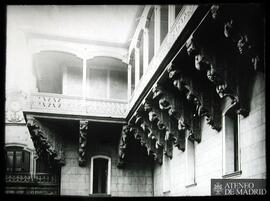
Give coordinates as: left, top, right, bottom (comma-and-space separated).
7, 5, 144, 47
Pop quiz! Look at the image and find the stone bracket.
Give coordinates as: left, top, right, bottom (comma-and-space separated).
26, 116, 65, 167
117, 125, 130, 168
152, 84, 201, 143
167, 63, 221, 131
79, 120, 88, 166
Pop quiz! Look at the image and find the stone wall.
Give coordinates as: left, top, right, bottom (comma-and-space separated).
5, 124, 34, 150
60, 122, 153, 196
153, 71, 265, 196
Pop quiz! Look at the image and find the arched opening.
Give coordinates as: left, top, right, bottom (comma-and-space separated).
33, 51, 82, 95
86, 57, 128, 100
5, 146, 31, 173
90, 155, 111, 195
223, 104, 240, 175
160, 5, 169, 45
147, 8, 155, 64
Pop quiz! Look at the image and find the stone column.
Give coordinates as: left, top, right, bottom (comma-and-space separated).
154, 6, 161, 55
82, 58, 87, 98
143, 28, 149, 73
127, 64, 132, 100
135, 47, 140, 87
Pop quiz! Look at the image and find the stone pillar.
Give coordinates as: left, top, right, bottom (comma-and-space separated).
143, 28, 149, 73
82, 58, 87, 98
154, 6, 161, 55
135, 47, 140, 87
62, 65, 68, 95
127, 64, 132, 100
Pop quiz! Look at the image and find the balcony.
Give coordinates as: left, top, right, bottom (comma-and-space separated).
28, 92, 128, 118
5, 173, 59, 195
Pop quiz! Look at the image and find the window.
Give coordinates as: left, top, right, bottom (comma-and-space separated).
5, 146, 30, 173
185, 132, 196, 187
139, 34, 144, 79
162, 155, 171, 194
160, 5, 169, 44
90, 156, 111, 195
148, 9, 155, 64
130, 55, 135, 94
223, 106, 240, 176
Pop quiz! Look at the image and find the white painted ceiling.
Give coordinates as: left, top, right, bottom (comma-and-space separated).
8, 5, 144, 47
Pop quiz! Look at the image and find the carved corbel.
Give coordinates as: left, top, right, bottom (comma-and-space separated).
143, 100, 166, 147
167, 116, 185, 151
26, 116, 65, 167
186, 35, 235, 101
134, 114, 153, 148
210, 5, 220, 20
187, 116, 201, 143
117, 125, 130, 168
79, 120, 88, 166
134, 111, 165, 164
164, 130, 174, 159
167, 64, 212, 124
145, 96, 186, 152
132, 119, 146, 146
153, 145, 163, 165
220, 5, 262, 72
153, 84, 192, 135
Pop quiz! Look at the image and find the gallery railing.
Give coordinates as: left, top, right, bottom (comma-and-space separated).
28, 92, 128, 118
5, 173, 59, 195
5, 173, 58, 185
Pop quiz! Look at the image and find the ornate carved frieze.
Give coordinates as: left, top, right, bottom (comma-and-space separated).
26, 117, 65, 167
79, 120, 88, 166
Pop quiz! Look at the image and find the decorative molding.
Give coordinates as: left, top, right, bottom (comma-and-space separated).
5, 90, 28, 124
26, 116, 65, 167
79, 120, 88, 166
5, 173, 58, 185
